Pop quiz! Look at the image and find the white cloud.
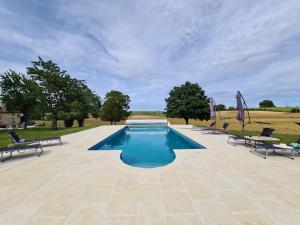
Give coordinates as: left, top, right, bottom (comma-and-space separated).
0, 0, 300, 109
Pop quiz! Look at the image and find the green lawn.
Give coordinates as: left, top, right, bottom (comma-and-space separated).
229, 130, 299, 144
0, 125, 98, 148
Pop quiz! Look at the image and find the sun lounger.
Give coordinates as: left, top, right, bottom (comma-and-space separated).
192, 121, 216, 130
0, 144, 43, 162
202, 123, 229, 134
28, 137, 62, 145
259, 128, 275, 137
227, 128, 275, 145
250, 143, 298, 159
8, 130, 62, 146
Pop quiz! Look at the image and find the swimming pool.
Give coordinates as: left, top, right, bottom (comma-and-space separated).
89, 126, 204, 168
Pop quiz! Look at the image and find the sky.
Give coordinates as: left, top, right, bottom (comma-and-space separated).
0, 0, 300, 110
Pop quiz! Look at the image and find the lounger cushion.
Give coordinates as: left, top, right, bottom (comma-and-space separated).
290, 143, 300, 149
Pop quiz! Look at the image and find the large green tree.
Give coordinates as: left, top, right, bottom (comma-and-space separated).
100, 90, 130, 124
65, 79, 101, 127
259, 100, 275, 108
27, 57, 73, 130
0, 70, 40, 128
165, 81, 210, 124
216, 104, 226, 111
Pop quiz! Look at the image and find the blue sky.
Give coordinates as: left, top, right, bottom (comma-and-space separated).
0, 0, 300, 110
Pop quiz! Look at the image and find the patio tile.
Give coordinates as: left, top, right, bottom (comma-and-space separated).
164, 215, 203, 225
115, 177, 140, 192
64, 203, 106, 225
138, 184, 161, 202
185, 183, 217, 200
205, 177, 234, 190
256, 199, 300, 225
178, 171, 205, 183
47, 194, 82, 207
31, 203, 73, 219
195, 200, 238, 225
270, 189, 300, 210
1, 125, 300, 225
80, 185, 112, 203
25, 217, 65, 225
99, 216, 136, 225
161, 191, 195, 213
0, 194, 22, 214
20, 189, 59, 206
94, 174, 119, 185
218, 191, 258, 213
138, 201, 165, 225
239, 182, 274, 200
0, 204, 40, 225
140, 174, 160, 184
105, 192, 138, 216
234, 213, 277, 225
251, 176, 283, 189
160, 176, 184, 191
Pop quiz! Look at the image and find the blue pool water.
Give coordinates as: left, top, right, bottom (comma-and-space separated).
89, 126, 204, 168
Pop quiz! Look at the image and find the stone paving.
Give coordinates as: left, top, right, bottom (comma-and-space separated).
0, 125, 300, 225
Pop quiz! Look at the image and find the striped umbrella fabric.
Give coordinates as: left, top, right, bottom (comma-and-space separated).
209, 97, 216, 119
236, 91, 245, 122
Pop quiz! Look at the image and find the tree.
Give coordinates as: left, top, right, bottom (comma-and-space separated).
259, 100, 275, 108
0, 70, 40, 128
27, 57, 73, 130
165, 81, 210, 124
58, 111, 76, 128
100, 90, 130, 124
65, 79, 101, 127
216, 104, 226, 111
89, 94, 102, 119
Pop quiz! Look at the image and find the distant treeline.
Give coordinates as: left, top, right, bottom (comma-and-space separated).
133, 107, 300, 115
131, 111, 166, 117
215, 103, 300, 113
248, 107, 300, 113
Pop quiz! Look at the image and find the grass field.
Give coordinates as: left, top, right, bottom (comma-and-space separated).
167, 111, 300, 134
0, 118, 125, 148
250, 107, 300, 112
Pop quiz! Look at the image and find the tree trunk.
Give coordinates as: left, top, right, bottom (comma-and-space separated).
23, 113, 28, 129
184, 117, 189, 124
110, 121, 113, 125
77, 118, 84, 127
52, 112, 58, 130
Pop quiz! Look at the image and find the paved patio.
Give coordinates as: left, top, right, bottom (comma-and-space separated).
0, 125, 300, 225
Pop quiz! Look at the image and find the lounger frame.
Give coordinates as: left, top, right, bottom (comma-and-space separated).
0, 144, 43, 162
250, 143, 297, 160
29, 136, 62, 145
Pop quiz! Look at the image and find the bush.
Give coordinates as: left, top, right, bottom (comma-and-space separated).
228, 106, 236, 111
259, 100, 275, 108
216, 104, 226, 111
44, 114, 52, 121
64, 117, 74, 128
291, 108, 300, 113
58, 112, 76, 128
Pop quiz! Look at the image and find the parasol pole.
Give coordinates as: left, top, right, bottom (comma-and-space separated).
240, 93, 251, 136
